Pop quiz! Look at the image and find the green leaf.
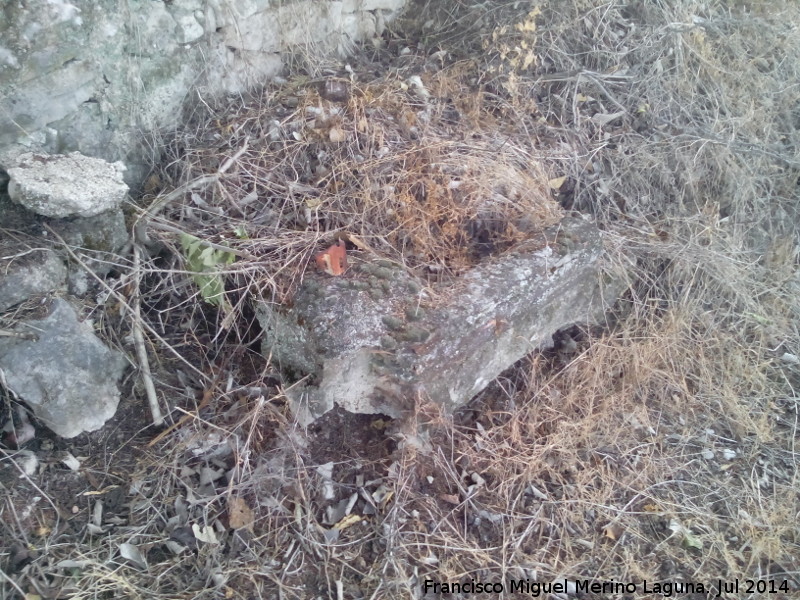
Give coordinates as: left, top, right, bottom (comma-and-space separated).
682, 531, 703, 550
669, 518, 703, 551
179, 233, 235, 308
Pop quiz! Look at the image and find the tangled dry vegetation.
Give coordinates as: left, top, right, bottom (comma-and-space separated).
3, 0, 800, 598
144, 47, 562, 303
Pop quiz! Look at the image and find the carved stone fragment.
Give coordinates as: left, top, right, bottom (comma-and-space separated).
256, 216, 621, 425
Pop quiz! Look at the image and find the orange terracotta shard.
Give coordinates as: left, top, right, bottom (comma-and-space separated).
315, 240, 348, 275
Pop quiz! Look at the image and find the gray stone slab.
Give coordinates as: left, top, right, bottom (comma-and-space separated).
0, 298, 126, 438
0, 249, 67, 312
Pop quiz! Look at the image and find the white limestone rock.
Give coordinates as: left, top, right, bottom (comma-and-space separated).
7, 152, 128, 218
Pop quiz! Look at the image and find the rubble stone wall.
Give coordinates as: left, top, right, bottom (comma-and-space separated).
0, 0, 407, 185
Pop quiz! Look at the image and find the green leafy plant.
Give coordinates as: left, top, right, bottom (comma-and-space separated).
180, 233, 235, 310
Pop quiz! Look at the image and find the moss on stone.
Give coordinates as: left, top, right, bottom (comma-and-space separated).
398, 326, 430, 343
405, 305, 424, 321
380, 335, 398, 350
406, 280, 422, 294
382, 315, 405, 331
373, 266, 394, 280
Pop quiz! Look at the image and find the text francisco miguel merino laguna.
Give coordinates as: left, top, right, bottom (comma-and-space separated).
423, 577, 790, 597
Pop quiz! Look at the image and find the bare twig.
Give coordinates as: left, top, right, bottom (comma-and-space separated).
132, 243, 163, 426
0, 565, 27, 597
147, 220, 256, 259
43, 226, 211, 382
132, 173, 220, 248
132, 137, 250, 248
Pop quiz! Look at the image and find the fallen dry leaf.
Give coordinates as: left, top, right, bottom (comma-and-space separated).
333, 513, 362, 531
228, 496, 255, 531
603, 522, 625, 541
438, 493, 460, 505
192, 523, 219, 544
329, 127, 346, 143
119, 542, 148, 570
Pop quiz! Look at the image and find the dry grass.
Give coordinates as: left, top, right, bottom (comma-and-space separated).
2, 0, 800, 598
145, 52, 561, 306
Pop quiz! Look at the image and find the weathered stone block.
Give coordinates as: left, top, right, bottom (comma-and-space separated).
256, 216, 621, 425
8, 152, 128, 218
0, 299, 126, 438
